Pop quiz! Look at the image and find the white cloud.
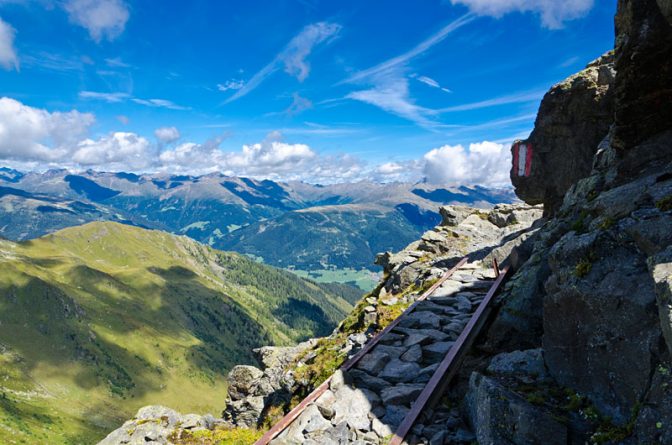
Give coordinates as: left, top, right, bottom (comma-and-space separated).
73, 132, 154, 170
217, 79, 245, 92
154, 126, 180, 143
159, 131, 317, 176
64, 0, 130, 42
423, 141, 510, 187
0, 17, 19, 71
225, 22, 341, 103
372, 160, 423, 182
450, 0, 594, 28
0, 97, 94, 162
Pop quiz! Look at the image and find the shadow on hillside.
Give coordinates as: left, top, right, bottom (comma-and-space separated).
0, 264, 275, 400
272, 297, 333, 338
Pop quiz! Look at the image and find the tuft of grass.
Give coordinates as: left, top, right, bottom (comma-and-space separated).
293, 335, 348, 390
170, 426, 263, 445
598, 217, 615, 231
575, 258, 593, 278
570, 210, 591, 234
656, 195, 672, 212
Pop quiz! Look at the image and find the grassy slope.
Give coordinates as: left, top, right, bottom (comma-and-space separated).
0, 222, 351, 444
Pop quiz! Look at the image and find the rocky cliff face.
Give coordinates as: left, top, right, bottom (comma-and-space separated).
477, 0, 672, 443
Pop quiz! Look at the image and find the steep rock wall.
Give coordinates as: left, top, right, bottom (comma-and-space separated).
480, 0, 672, 442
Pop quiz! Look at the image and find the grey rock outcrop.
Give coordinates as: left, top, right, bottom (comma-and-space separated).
510, 52, 615, 215
377, 204, 543, 295
97, 406, 225, 445
222, 340, 317, 428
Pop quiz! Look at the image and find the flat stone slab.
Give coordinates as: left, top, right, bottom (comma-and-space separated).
401, 344, 423, 362
356, 351, 390, 375
393, 327, 450, 342
349, 369, 390, 392
398, 311, 442, 329
381, 384, 425, 405
423, 341, 455, 361
379, 359, 422, 383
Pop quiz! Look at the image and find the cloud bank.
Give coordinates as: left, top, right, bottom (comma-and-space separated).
0, 97, 513, 187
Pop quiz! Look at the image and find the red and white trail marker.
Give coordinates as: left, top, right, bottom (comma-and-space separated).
513, 141, 533, 177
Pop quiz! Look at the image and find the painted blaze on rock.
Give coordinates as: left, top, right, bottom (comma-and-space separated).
512, 141, 533, 178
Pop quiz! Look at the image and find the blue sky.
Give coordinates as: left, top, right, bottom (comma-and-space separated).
0, 0, 616, 185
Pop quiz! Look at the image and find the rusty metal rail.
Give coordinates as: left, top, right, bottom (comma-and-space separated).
388, 263, 510, 445
254, 256, 469, 445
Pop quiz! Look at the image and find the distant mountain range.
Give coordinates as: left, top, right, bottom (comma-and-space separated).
0, 221, 353, 443
0, 167, 517, 275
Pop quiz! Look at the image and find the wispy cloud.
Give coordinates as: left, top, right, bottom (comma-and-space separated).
341, 15, 475, 128
347, 70, 439, 129
284, 93, 313, 116
280, 122, 361, 136
225, 22, 341, 104
131, 98, 190, 110
80, 91, 130, 102
559, 55, 580, 68
79, 91, 190, 110
105, 57, 131, 68
436, 90, 544, 113
448, 113, 537, 135
0, 17, 19, 71
342, 13, 474, 84
415, 75, 452, 93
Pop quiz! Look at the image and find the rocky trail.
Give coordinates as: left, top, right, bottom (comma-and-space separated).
261, 258, 507, 445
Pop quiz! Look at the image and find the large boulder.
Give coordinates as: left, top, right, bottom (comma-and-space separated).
511, 52, 615, 215
466, 372, 567, 445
